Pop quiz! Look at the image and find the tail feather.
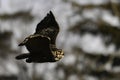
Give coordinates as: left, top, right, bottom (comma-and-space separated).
15, 53, 30, 60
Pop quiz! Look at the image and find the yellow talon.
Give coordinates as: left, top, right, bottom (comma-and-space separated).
55, 58, 60, 61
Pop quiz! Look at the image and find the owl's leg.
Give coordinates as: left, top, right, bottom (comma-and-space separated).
15, 53, 30, 60
52, 49, 64, 61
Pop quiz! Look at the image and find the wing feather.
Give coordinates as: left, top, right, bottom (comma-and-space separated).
35, 11, 59, 44
35, 11, 59, 34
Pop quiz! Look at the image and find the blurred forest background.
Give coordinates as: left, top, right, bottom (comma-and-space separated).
0, 0, 120, 80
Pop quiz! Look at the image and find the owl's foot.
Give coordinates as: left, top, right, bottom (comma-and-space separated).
52, 49, 64, 61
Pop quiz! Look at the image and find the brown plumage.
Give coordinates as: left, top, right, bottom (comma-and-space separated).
16, 11, 64, 63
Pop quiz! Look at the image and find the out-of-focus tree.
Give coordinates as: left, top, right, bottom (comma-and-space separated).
0, 0, 120, 80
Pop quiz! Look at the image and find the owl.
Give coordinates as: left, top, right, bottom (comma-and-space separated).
15, 11, 64, 63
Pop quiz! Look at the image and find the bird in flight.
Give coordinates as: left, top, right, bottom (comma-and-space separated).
15, 11, 64, 63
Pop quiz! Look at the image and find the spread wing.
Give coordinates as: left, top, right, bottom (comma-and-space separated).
19, 11, 59, 46
35, 11, 59, 45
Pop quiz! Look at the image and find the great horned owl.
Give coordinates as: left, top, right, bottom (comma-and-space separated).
16, 11, 64, 63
